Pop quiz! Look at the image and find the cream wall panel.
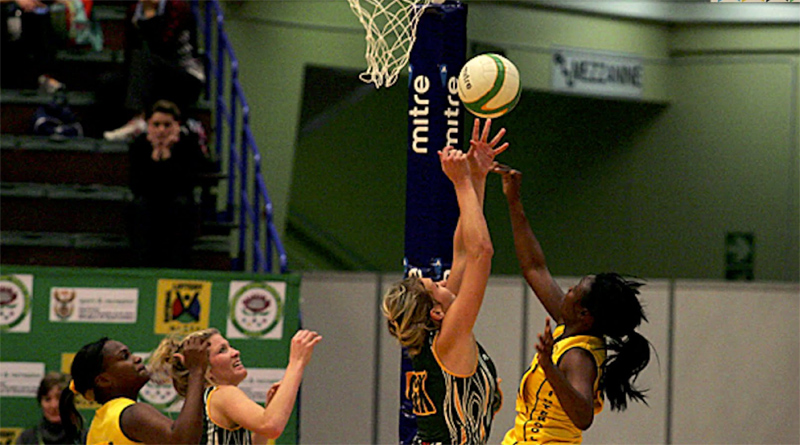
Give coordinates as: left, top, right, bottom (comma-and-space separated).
298, 272, 380, 444
672, 281, 800, 444
473, 276, 527, 443
297, 272, 799, 444
378, 273, 404, 445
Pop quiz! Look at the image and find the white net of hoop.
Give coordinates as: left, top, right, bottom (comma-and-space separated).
348, 0, 436, 88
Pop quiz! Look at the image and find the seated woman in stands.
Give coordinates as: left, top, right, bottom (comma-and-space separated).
127, 99, 211, 268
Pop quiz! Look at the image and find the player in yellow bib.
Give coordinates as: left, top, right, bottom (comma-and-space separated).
60, 336, 209, 445
494, 164, 652, 444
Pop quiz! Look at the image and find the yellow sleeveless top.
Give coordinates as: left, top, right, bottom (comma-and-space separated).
87, 397, 140, 445
502, 325, 605, 444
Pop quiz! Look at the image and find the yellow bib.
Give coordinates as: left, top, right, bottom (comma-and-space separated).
502, 325, 605, 444
87, 397, 139, 445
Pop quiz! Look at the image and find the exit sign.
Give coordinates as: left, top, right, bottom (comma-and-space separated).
725, 232, 754, 280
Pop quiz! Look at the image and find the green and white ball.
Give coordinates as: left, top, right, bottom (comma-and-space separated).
457, 53, 521, 119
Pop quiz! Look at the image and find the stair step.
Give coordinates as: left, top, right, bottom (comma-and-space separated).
0, 90, 99, 136
1, 183, 131, 234
200, 220, 238, 237
93, 4, 127, 21
54, 49, 124, 91
1, 231, 232, 270
56, 48, 122, 64
0, 90, 212, 138
0, 181, 232, 235
0, 136, 129, 185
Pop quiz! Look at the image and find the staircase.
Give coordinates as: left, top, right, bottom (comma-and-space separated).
0, 1, 231, 270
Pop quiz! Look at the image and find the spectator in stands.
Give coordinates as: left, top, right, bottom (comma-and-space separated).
16, 372, 83, 445
0, 0, 62, 91
128, 99, 211, 269
103, 0, 204, 141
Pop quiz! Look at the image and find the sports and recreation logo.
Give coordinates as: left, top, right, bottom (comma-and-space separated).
154, 279, 211, 335
138, 379, 181, 412
227, 281, 285, 339
52, 289, 76, 320
137, 353, 182, 412
0, 275, 33, 333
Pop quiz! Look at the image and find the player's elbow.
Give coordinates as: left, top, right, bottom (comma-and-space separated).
255, 426, 283, 440
254, 420, 286, 439
475, 239, 494, 258
574, 414, 594, 431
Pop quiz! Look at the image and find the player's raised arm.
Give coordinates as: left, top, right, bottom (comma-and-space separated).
446, 118, 507, 296
434, 146, 493, 365
494, 164, 565, 322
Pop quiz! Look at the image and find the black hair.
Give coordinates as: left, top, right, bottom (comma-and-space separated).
60, 337, 109, 438
581, 273, 651, 411
146, 99, 182, 121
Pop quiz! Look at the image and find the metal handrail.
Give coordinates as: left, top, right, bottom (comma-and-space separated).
190, 0, 288, 273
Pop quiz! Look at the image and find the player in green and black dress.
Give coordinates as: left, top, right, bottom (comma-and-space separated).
383, 118, 508, 445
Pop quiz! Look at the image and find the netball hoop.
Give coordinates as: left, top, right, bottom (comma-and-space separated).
347, 0, 440, 88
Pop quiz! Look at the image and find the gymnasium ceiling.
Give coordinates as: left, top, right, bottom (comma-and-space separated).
505, 0, 800, 24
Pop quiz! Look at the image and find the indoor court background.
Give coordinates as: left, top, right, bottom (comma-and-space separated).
1, 1, 797, 444
217, 1, 798, 443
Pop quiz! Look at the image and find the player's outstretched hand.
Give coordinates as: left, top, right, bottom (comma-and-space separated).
439, 146, 470, 184
288, 329, 322, 368
492, 162, 522, 202
468, 118, 509, 179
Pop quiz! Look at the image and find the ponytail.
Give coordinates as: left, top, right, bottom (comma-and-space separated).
582, 273, 653, 411
60, 386, 83, 441
61, 337, 109, 440
601, 331, 651, 411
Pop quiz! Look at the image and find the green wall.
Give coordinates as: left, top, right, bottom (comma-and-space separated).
223, 2, 799, 281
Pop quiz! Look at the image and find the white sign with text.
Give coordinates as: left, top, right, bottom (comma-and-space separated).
551, 47, 644, 98
0, 362, 45, 397
49, 287, 139, 323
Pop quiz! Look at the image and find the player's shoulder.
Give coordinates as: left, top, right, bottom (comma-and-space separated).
209, 384, 247, 401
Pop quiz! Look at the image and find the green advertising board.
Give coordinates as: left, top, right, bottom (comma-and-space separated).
0, 266, 301, 444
